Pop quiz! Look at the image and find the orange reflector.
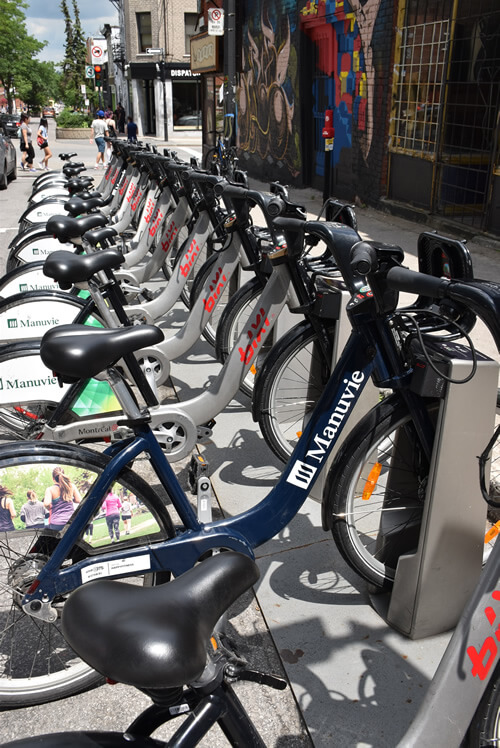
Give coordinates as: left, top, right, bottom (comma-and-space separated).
362, 462, 382, 500
210, 636, 218, 651
250, 365, 257, 375
296, 431, 302, 439
485, 521, 500, 544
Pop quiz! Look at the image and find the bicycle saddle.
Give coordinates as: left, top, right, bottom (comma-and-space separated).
62, 552, 259, 688
64, 196, 107, 215
46, 214, 108, 243
43, 248, 124, 287
40, 324, 164, 382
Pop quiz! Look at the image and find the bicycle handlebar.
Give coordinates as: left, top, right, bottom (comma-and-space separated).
386, 266, 451, 298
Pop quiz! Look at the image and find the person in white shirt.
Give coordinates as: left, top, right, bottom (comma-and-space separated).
90, 110, 109, 169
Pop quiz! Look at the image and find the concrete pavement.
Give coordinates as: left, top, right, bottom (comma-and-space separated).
0, 122, 499, 746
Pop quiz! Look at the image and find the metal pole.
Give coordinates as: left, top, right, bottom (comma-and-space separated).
223, 0, 236, 146
163, 0, 168, 141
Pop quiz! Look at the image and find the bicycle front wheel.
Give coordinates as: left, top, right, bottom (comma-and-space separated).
215, 277, 266, 397
0, 441, 174, 707
468, 662, 500, 746
254, 321, 335, 463
326, 395, 438, 589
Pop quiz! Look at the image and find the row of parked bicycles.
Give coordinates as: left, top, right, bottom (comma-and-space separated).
1, 139, 500, 746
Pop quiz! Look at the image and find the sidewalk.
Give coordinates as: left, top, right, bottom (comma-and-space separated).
1, 129, 499, 745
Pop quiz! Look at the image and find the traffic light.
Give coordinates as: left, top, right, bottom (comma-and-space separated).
94, 65, 102, 87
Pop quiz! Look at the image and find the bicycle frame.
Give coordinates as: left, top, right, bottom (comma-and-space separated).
23, 310, 422, 615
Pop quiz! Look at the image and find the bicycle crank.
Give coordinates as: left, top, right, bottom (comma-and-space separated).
149, 406, 197, 461
137, 347, 171, 388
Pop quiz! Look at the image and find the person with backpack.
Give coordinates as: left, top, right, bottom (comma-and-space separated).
105, 112, 117, 164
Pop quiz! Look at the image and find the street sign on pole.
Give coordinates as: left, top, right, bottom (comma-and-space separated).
208, 8, 224, 36
146, 48, 163, 55
91, 45, 103, 64
85, 65, 95, 79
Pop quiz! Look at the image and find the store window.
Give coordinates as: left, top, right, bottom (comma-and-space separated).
136, 13, 152, 54
184, 13, 199, 56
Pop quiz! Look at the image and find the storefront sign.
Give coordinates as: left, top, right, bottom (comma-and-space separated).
190, 32, 220, 73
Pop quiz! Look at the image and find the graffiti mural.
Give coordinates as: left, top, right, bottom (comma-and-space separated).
301, 0, 383, 163
238, 1, 302, 178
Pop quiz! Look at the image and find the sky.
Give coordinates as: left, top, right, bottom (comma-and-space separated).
24, 0, 118, 65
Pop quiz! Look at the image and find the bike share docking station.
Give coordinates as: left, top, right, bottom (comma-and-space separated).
313, 232, 499, 639
372, 342, 499, 639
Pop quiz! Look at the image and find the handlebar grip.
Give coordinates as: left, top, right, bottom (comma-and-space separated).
350, 241, 378, 275
266, 197, 285, 217
386, 266, 450, 297
213, 182, 249, 200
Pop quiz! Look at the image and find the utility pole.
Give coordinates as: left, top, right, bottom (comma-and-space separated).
223, 0, 236, 146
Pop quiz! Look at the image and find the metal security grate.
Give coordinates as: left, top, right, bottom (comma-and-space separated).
391, 19, 450, 157
438, 0, 500, 228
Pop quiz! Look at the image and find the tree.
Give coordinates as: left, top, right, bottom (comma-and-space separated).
0, 0, 45, 112
16, 61, 61, 113
60, 0, 87, 109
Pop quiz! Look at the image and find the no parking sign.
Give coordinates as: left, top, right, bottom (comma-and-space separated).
208, 8, 224, 36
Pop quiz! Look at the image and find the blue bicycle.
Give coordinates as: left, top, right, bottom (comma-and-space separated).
0, 234, 498, 708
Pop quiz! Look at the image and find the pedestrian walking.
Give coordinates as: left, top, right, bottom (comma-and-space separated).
126, 116, 138, 144
103, 489, 122, 542
105, 113, 117, 164
115, 103, 126, 134
90, 110, 109, 169
19, 113, 36, 172
36, 117, 52, 171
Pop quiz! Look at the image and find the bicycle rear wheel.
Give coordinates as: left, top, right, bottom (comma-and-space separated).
0, 441, 174, 707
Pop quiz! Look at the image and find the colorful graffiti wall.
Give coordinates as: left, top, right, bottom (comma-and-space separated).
238, 0, 302, 181
238, 0, 395, 202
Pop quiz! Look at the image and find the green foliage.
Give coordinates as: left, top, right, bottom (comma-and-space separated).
16, 61, 61, 113
56, 109, 91, 128
59, 0, 87, 110
0, 0, 47, 112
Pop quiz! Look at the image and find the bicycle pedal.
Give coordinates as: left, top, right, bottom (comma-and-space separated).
188, 454, 209, 493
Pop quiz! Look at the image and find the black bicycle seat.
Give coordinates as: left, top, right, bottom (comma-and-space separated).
62, 552, 259, 689
43, 248, 124, 287
46, 214, 108, 243
40, 324, 164, 382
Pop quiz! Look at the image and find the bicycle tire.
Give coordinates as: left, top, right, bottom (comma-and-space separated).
467, 662, 500, 746
324, 395, 439, 589
189, 252, 240, 348
326, 393, 500, 590
254, 320, 335, 463
0, 440, 174, 707
215, 277, 266, 397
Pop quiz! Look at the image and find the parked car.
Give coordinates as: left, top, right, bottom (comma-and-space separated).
176, 113, 202, 127
42, 106, 56, 118
0, 125, 17, 189
0, 112, 21, 139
